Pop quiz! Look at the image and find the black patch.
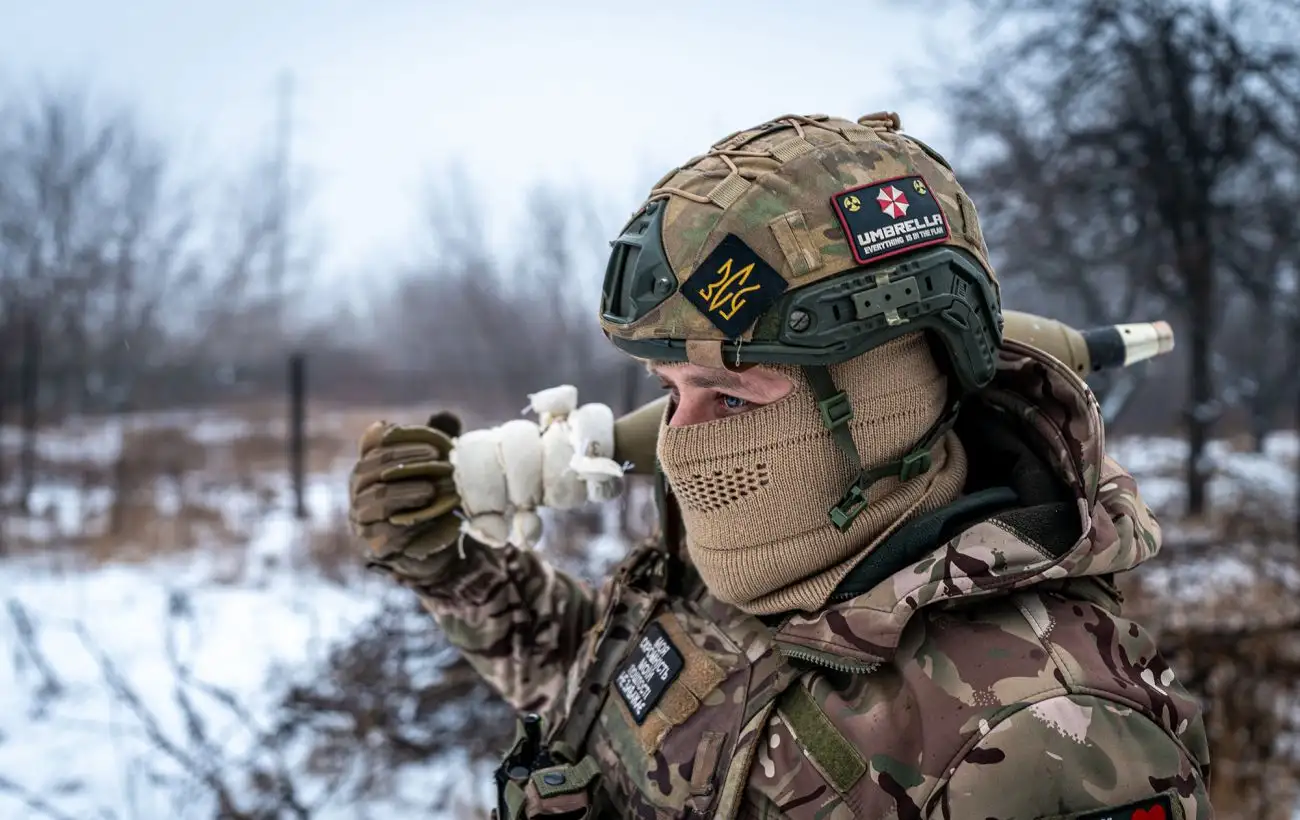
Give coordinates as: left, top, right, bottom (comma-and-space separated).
830, 175, 950, 266
613, 623, 684, 725
681, 234, 788, 339
1055, 793, 1176, 820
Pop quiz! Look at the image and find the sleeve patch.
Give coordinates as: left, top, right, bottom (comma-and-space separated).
1040, 791, 1178, 820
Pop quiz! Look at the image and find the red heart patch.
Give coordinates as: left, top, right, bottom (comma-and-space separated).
1132, 807, 1166, 820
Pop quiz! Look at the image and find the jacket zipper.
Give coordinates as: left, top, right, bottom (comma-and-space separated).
771, 611, 883, 674
776, 644, 881, 675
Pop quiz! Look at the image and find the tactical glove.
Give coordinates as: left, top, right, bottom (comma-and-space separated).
349, 414, 464, 578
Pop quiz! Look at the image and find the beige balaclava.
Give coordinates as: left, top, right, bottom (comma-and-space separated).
656, 332, 967, 615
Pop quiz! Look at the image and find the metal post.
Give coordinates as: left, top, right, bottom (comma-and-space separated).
18, 311, 39, 515
289, 351, 307, 520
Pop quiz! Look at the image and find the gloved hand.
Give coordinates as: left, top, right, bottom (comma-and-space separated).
349, 412, 464, 574
348, 386, 627, 572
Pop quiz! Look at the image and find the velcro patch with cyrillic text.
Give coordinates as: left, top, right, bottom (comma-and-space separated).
613, 622, 684, 725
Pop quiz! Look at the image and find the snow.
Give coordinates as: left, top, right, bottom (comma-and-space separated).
0, 402, 504, 820
1107, 431, 1297, 518
3, 567, 365, 815
0, 471, 399, 818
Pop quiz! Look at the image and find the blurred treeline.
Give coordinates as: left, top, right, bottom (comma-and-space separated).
1, 0, 1298, 518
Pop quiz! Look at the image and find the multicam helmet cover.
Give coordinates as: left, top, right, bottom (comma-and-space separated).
600, 113, 1003, 393
600, 113, 1004, 529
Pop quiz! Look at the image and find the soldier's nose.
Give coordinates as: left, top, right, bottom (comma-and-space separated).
667, 395, 710, 427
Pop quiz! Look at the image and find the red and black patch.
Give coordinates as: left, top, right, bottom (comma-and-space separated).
830, 175, 950, 266
613, 623, 684, 725
681, 234, 788, 339
1050, 792, 1176, 820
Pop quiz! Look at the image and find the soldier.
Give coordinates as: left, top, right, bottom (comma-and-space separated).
349, 113, 1212, 819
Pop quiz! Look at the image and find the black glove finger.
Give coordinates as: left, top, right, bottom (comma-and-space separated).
426, 410, 462, 439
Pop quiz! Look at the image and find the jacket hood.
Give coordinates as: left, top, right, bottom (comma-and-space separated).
773, 339, 1163, 667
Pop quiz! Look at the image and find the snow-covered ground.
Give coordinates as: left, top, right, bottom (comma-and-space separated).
0, 412, 505, 818
1107, 432, 1300, 609
1, 412, 1296, 818
0, 468, 504, 818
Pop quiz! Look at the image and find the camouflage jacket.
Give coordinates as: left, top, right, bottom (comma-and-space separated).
411, 342, 1213, 820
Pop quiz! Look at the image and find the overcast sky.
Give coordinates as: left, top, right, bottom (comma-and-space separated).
0, 0, 980, 283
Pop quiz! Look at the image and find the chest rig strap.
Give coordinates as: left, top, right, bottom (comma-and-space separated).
556, 544, 671, 755
494, 542, 673, 819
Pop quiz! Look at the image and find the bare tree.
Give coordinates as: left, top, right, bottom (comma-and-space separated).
163, 151, 311, 395
0, 87, 202, 509
955, 0, 1300, 515
1216, 151, 1300, 451
948, 83, 1166, 427
374, 173, 626, 419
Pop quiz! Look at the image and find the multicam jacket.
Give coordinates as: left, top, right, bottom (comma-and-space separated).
412, 342, 1213, 820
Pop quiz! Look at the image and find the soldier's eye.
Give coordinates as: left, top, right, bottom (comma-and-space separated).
720, 395, 748, 411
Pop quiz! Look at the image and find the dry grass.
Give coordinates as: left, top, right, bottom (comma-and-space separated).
222, 428, 350, 477
120, 425, 210, 475
1, 401, 399, 567
80, 495, 236, 564
295, 508, 357, 584
1121, 498, 1300, 819
19, 399, 462, 570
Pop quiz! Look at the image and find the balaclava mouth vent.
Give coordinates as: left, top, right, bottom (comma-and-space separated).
656, 332, 968, 615
672, 463, 773, 514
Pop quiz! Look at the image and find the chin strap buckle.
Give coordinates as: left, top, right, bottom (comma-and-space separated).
826, 400, 962, 532
829, 481, 871, 533
898, 449, 933, 483
818, 390, 854, 431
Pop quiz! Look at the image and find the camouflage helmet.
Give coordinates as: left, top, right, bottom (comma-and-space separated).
599, 113, 1002, 390
600, 113, 1004, 530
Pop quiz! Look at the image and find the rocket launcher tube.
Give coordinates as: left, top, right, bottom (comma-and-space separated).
1001, 310, 1175, 374
613, 311, 1176, 474
1079, 321, 1175, 368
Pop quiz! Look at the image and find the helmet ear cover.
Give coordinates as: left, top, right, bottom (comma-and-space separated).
605, 243, 1005, 397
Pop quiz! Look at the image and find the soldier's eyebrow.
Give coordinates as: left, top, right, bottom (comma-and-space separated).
679, 370, 749, 392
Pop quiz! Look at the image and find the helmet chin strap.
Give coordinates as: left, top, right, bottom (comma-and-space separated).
802, 364, 961, 532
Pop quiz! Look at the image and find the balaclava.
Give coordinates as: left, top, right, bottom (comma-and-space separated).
656, 332, 967, 615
